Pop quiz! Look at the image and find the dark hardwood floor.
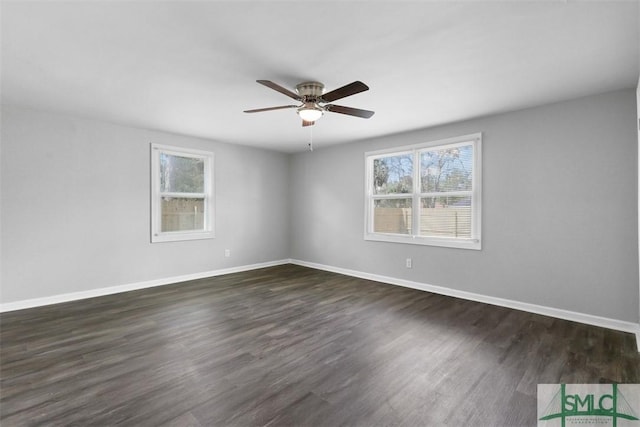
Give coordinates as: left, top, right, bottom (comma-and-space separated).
1, 264, 638, 426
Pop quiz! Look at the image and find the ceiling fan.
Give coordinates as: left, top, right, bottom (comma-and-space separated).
244, 80, 375, 127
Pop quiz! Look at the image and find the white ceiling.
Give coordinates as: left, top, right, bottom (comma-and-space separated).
1, 1, 638, 152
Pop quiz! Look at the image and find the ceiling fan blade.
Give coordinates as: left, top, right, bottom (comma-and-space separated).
325, 104, 375, 119
320, 81, 369, 103
256, 80, 301, 101
302, 120, 315, 127
244, 105, 299, 113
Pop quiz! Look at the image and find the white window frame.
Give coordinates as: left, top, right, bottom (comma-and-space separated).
151, 143, 215, 243
364, 133, 482, 250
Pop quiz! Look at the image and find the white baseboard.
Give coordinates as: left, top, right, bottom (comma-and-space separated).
0, 259, 291, 313
291, 259, 640, 342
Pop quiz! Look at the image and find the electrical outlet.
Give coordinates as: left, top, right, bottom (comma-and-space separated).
224, 249, 231, 257
406, 258, 412, 268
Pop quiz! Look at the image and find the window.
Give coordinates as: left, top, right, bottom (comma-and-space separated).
151, 143, 214, 243
364, 133, 481, 250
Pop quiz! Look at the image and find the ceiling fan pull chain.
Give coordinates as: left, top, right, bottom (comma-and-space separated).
308, 126, 313, 151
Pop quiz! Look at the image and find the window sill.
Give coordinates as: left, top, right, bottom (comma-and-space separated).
364, 233, 481, 250
151, 230, 215, 243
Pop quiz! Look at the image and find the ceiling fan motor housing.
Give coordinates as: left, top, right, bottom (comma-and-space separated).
296, 82, 325, 100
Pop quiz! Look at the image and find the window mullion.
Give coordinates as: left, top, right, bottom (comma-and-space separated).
159, 192, 207, 198
372, 194, 413, 200
412, 149, 420, 237
419, 190, 473, 198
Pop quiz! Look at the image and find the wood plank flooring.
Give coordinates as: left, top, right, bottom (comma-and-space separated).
1, 264, 639, 426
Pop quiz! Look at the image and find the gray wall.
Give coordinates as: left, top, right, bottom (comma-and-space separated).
290, 89, 639, 323
1, 106, 291, 303
2, 89, 638, 323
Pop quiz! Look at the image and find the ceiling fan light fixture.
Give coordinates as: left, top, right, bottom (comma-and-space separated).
297, 105, 323, 122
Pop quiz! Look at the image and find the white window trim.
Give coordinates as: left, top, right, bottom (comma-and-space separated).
364, 133, 482, 250
151, 143, 215, 243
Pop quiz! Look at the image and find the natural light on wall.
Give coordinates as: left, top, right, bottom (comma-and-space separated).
364, 133, 482, 250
